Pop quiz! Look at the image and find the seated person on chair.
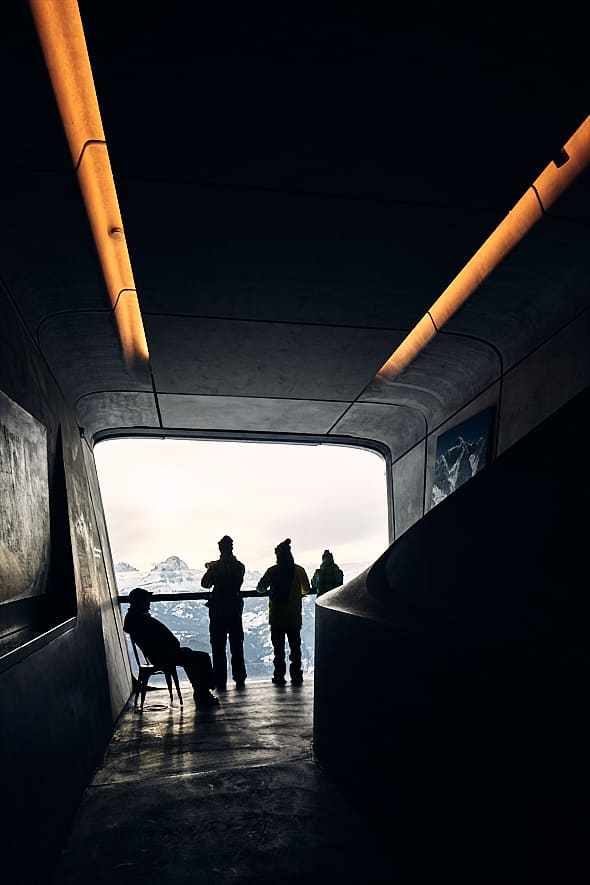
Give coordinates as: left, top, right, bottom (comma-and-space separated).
123, 587, 218, 707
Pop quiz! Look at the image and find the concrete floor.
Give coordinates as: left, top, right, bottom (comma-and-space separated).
51, 678, 392, 885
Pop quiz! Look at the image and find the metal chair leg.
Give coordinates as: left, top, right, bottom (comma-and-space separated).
171, 668, 183, 705
137, 664, 155, 710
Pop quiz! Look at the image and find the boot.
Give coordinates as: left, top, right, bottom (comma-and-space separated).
194, 689, 219, 707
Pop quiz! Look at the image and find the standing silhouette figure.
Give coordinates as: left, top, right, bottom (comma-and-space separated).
256, 538, 310, 685
311, 549, 344, 596
201, 535, 247, 689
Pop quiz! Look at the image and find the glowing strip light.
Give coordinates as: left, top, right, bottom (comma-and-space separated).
377, 115, 590, 381
29, 0, 150, 369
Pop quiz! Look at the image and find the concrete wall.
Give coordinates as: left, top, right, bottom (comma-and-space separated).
0, 203, 588, 882
313, 383, 590, 883
389, 304, 590, 539
0, 283, 132, 885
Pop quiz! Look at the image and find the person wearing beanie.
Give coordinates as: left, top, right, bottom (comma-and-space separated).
201, 535, 247, 690
123, 586, 219, 708
256, 539, 311, 685
311, 549, 344, 597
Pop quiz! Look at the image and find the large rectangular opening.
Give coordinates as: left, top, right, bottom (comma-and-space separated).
94, 437, 390, 683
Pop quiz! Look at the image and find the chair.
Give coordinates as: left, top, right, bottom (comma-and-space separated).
131, 638, 183, 709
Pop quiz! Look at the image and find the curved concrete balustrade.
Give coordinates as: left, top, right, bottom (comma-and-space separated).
313, 384, 590, 882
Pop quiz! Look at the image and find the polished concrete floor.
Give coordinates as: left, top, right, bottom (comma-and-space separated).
51, 678, 392, 885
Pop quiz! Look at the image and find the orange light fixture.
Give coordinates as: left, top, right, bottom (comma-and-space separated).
377, 115, 590, 382
28, 0, 150, 370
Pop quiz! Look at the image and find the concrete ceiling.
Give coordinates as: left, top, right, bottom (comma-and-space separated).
2, 7, 589, 458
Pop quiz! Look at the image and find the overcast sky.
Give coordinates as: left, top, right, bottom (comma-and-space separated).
94, 438, 390, 579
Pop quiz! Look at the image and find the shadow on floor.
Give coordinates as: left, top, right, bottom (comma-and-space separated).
51, 679, 393, 885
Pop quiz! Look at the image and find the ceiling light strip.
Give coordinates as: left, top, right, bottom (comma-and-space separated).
28, 0, 150, 369
377, 115, 590, 382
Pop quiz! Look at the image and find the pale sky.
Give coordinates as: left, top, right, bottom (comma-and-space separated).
93, 438, 390, 579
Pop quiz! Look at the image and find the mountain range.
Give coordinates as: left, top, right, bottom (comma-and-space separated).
115, 556, 315, 681
115, 554, 263, 594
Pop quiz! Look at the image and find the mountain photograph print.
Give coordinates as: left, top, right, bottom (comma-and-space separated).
431, 408, 492, 508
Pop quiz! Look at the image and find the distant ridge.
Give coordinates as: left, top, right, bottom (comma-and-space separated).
114, 555, 315, 679
114, 561, 138, 573
115, 555, 262, 592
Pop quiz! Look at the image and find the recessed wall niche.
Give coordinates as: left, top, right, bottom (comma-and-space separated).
0, 390, 49, 602
0, 390, 75, 656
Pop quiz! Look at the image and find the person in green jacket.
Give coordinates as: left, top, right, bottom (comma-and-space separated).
256, 538, 310, 685
311, 549, 344, 596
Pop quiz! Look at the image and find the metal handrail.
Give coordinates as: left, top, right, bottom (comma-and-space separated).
117, 589, 316, 603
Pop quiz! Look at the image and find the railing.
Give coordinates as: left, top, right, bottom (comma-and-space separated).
117, 590, 317, 602
116, 590, 318, 682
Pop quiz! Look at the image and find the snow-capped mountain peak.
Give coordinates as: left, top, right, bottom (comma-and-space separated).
115, 561, 138, 573
150, 555, 190, 573
114, 556, 263, 593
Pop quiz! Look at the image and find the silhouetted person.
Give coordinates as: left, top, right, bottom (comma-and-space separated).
311, 549, 344, 596
123, 586, 219, 707
201, 535, 247, 689
256, 538, 310, 685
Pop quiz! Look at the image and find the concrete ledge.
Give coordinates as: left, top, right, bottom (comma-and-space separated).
0, 617, 76, 673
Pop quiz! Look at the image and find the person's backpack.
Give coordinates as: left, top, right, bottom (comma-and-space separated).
326, 564, 343, 591
315, 563, 343, 595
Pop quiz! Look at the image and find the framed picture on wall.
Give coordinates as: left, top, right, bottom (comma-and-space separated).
431, 407, 493, 508
0, 390, 50, 601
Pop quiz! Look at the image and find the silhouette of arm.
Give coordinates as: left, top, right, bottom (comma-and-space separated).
201, 564, 216, 588
256, 569, 271, 594
297, 565, 311, 596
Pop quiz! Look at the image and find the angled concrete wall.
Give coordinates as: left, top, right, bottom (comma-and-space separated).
387, 302, 590, 540
313, 384, 590, 883
0, 283, 132, 885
